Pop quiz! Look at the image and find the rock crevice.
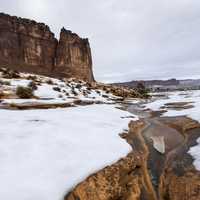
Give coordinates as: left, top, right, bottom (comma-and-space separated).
65, 117, 200, 200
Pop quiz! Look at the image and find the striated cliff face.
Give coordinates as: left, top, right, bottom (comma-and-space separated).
55, 28, 94, 82
0, 13, 94, 82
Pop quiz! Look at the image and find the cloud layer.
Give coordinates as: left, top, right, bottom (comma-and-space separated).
1, 0, 200, 82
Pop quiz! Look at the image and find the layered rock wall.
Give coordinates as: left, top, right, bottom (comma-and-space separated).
55, 28, 94, 82
0, 13, 94, 82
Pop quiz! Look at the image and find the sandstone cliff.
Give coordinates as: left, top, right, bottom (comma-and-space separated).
0, 13, 94, 82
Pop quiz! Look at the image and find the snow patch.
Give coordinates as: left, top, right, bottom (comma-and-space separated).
0, 104, 138, 200
188, 138, 200, 171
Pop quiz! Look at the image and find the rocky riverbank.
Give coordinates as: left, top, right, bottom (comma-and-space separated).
64, 92, 200, 200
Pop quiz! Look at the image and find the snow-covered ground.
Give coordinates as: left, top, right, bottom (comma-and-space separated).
0, 72, 118, 106
0, 104, 138, 200
145, 90, 200, 122
145, 90, 200, 171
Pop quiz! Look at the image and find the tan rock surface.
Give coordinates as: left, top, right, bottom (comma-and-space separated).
64, 117, 200, 200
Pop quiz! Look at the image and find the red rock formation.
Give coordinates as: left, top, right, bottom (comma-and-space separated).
55, 28, 94, 82
0, 13, 94, 82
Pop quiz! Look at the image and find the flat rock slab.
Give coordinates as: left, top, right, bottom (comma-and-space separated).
161, 101, 194, 110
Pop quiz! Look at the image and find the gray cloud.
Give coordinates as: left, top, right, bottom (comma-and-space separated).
1, 0, 200, 82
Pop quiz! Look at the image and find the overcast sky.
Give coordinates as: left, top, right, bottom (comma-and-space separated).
1, 0, 200, 82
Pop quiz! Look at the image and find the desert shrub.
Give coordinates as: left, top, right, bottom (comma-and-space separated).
87, 87, 92, 91
53, 87, 61, 92
75, 84, 82, 89
0, 80, 11, 85
71, 85, 75, 90
1, 68, 9, 75
28, 81, 38, 91
27, 75, 37, 81
12, 70, 20, 78
2, 69, 20, 79
46, 79, 54, 85
96, 90, 101, 94
102, 86, 107, 91
16, 86, 34, 99
71, 88, 78, 96
87, 83, 92, 87
59, 78, 63, 81
82, 91, 87, 96
66, 83, 70, 87
0, 68, 4, 72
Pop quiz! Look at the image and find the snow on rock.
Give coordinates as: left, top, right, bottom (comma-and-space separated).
0, 71, 119, 105
8, 78, 31, 87
34, 84, 61, 99
0, 104, 138, 200
145, 90, 200, 122
146, 91, 197, 111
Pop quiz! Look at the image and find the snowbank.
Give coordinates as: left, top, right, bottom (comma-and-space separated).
0, 104, 138, 200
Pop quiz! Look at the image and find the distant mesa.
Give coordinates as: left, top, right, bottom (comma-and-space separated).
114, 78, 200, 91
0, 13, 95, 82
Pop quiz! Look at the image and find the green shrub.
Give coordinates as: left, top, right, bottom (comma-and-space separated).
16, 86, 34, 99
